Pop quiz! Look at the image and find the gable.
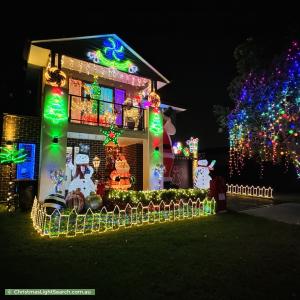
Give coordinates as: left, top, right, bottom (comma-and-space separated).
32, 34, 169, 88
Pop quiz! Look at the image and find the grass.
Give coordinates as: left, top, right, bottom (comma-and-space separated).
1, 205, 300, 299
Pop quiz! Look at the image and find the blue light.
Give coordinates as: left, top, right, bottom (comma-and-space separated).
17, 143, 36, 180
103, 38, 125, 61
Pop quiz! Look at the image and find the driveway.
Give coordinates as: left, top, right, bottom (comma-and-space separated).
227, 195, 273, 211
242, 203, 300, 225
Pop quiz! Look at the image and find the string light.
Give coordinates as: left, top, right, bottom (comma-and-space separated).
44, 87, 68, 123
86, 37, 138, 74
0, 146, 27, 164
186, 137, 199, 154
101, 125, 123, 146
229, 41, 300, 178
0, 145, 27, 212
173, 142, 183, 154
31, 195, 216, 238
149, 109, 163, 136
226, 183, 273, 198
44, 66, 66, 87
63, 55, 148, 87
107, 188, 208, 205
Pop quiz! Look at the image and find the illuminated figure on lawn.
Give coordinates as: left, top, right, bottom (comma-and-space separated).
194, 159, 216, 189
67, 153, 96, 198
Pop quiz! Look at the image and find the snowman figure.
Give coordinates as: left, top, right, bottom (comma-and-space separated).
66, 153, 96, 198
194, 159, 216, 189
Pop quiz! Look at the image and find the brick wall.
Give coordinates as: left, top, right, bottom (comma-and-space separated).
122, 144, 143, 191
0, 114, 41, 201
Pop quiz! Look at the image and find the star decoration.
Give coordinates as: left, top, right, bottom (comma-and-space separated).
101, 125, 122, 146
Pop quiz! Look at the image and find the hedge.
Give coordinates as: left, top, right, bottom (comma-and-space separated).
105, 188, 208, 208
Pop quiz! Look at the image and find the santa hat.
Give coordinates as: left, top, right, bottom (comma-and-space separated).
198, 159, 208, 167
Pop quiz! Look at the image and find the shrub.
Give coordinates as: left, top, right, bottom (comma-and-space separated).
106, 188, 208, 207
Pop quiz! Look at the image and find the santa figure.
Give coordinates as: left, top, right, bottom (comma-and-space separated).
194, 159, 216, 189
66, 153, 96, 198
109, 155, 131, 190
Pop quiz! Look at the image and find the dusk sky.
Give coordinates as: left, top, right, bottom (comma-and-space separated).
3, 8, 300, 150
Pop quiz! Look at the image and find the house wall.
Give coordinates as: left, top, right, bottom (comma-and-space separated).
0, 114, 41, 201
0, 115, 144, 202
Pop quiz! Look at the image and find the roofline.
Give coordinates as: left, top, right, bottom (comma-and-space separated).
112, 35, 170, 85
160, 103, 186, 112
32, 34, 113, 43
31, 34, 170, 85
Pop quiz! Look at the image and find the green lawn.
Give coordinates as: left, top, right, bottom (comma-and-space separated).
1, 206, 300, 299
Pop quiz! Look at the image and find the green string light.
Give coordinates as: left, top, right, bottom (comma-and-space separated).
44, 88, 68, 124
0, 146, 27, 165
149, 111, 163, 136
101, 125, 123, 146
95, 50, 132, 72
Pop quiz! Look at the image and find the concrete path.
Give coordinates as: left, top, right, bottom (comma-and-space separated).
227, 195, 273, 211
242, 203, 300, 225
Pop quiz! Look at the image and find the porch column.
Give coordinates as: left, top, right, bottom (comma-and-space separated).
147, 107, 164, 190
38, 86, 68, 201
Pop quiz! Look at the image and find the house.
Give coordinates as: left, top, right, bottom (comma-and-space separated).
0, 34, 187, 202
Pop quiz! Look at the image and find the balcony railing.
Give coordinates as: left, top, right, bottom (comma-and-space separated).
68, 94, 145, 131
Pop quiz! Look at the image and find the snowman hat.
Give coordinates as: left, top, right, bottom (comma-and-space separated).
75, 153, 89, 165
198, 159, 208, 166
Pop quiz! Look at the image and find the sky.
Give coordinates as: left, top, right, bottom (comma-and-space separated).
2, 8, 300, 151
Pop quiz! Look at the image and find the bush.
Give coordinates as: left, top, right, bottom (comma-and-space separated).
106, 188, 208, 207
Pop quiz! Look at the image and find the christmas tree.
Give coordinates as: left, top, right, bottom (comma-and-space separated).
149, 110, 163, 136
91, 77, 101, 114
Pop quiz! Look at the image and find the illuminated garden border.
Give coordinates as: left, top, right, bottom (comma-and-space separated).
226, 184, 273, 198
31, 197, 216, 238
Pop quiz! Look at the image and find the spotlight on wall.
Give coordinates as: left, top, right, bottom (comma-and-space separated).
52, 137, 59, 144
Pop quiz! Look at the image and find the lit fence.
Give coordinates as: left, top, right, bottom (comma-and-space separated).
31, 197, 216, 238
226, 184, 273, 198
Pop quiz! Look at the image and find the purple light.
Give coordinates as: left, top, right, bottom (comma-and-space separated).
114, 89, 125, 126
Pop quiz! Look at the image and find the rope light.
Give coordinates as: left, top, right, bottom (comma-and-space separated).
226, 184, 273, 198
31, 197, 216, 238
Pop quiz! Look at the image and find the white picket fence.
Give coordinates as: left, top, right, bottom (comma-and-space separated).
31, 196, 216, 238
226, 184, 273, 198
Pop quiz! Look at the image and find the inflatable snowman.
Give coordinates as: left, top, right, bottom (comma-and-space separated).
67, 153, 96, 198
194, 159, 216, 189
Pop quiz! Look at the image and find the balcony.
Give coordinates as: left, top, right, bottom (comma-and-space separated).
68, 94, 145, 131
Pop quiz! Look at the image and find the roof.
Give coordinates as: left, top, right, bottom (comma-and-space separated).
32, 34, 170, 88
